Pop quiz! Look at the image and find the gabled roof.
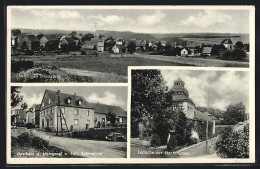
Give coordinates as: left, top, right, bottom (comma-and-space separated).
113, 44, 126, 49
40, 90, 94, 110
97, 41, 104, 47
64, 37, 75, 44
194, 111, 213, 122
90, 103, 127, 117
25, 35, 39, 42
221, 38, 233, 44
43, 35, 59, 41
202, 47, 212, 54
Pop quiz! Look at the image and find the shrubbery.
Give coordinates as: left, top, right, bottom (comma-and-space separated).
16, 133, 49, 149
71, 128, 127, 141
220, 49, 247, 61
11, 60, 34, 73
150, 134, 162, 147
215, 123, 249, 158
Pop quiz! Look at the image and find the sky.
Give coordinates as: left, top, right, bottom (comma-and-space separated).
15, 86, 128, 111
10, 8, 250, 33
160, 70, 249, 112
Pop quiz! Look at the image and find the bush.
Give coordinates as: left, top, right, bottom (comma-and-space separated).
150, 134, 162, 147
215, 124, 249, 158
16, 133, 49, 149
31, 136, 49, 149
17, 133, 33, 146
220, 49, 247, 61
11, 60, 34, 73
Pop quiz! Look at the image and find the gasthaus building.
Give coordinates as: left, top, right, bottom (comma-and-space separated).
39, 90, 127, 132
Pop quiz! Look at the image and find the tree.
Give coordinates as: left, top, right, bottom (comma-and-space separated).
11, 86, 23, 108
131, 70, 176, 145
175, 108, 189, 145
36, 33, 44, 40
223, 102, 246, 125
12, 29, 21, 36
127, 41, 136, 54
215, 123, 249, 158
21, 102, 28, 110
235, 41, 244, 50
69, 31, 77, 36
106, 112, 117, 127
98, 34, 105, 40
211, 44, 226, 56
82, 33, 94, 42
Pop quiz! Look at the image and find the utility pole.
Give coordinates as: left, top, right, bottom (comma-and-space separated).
56, 91, 60, 136
206, 84, 209, 151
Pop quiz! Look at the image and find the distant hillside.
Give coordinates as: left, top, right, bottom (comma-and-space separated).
16, 28, 249, 43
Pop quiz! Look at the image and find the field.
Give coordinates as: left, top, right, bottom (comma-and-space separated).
12, 55, 191, 77
182, 35, 249, 45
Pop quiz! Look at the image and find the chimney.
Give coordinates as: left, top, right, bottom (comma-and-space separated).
74, 93, 76, 96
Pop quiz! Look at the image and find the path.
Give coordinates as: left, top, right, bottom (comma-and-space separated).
31, 129, 127, 158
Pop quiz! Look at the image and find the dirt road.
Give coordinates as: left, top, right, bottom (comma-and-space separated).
31, 129, 126, 158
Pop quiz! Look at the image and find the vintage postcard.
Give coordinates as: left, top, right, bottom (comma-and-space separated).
7, 6, 254, 83
6, 5, 255, 164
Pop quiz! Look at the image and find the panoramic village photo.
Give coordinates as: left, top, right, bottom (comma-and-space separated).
10, 86, 127, 158
130, 69, 250, 159
9, 7, 251, 83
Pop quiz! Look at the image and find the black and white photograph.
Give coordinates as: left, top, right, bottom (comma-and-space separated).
8, 6, 253, 83
130, 68, 252, 160
10, 86, 127, 158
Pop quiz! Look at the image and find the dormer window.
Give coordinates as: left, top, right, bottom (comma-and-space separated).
42, 102, 44, 107
48, 98, 51, 104
66, 97, 71, 104
77, 99, 82, 106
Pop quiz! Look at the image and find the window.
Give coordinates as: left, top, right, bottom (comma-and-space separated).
50, 108, 53, 114
48, 98, 51, 104
74, 109, 79, 115
74, 119, 79, 125
86, 120, 90, 124
78, 100, 82, 105
86, 110, 89, 116
44, 111, 46, 116
67, 98, 71, 104
102, 118, 105, 122
119, 117, 123, 123
42, 102, 44, 107
46, 109, 49, 115
50, 118, 53, 125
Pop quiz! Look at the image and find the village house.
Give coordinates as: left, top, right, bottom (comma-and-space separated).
201, 46, 213, 56
59, 36, 77, 49
97, 40, 105, 53
91, 103, 127, 128
17, 35, 40, 51
25, 104, 40, 128
186, 42, 202, 57
39, 35, 59, 49
135, 39, 146, 51
221, 38, 233, 50
112, 44, 126, 54
115, 38, 124, 45
39, 90, 127, 132
180, 48, 189, 57
11, 109, 27, 127
39, 90, 94, 132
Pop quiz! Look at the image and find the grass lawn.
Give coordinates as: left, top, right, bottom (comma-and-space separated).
12, 55, 191, 76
